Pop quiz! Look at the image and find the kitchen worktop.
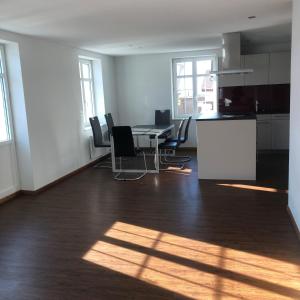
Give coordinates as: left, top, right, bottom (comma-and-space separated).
196, 113, 256, 121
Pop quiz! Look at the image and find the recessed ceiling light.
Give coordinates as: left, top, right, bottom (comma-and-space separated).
248, 16, 256, 19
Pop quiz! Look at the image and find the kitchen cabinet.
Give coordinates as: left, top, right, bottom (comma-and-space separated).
218, 57, 245, 87
218, 52, 291, 87
271, 114, 290, 150
244, 54, 269, 86
218, 73, 245, 88
269, 52, 291, 84
257, 115, 272, 150
256, 114, 290, 150
196, 117, 256, 180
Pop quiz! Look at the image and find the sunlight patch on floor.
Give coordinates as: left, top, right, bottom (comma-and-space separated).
165, 166, 192, 175
217, 183, 288, 194
83, 222, 300, 299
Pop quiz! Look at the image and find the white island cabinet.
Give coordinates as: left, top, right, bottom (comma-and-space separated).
196, 115, 256, 180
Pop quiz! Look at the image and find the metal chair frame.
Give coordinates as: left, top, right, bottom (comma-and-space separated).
111, 127, 148, 181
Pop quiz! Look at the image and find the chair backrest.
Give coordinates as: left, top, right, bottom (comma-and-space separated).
89, 116, 104, 147
104, 113, 115, 141
182, 116, 192, 143
177, 119, 185, 146
112, 126, 136, 157
155, 110, 171, 126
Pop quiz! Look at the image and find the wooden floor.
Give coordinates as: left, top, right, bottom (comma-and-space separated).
0, 151, 299, 300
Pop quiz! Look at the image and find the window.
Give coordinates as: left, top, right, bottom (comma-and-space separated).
0, 45, 11, 143
172, 56, 218, 118
79, 59, 96, 127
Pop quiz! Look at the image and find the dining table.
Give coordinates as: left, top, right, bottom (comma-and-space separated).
126, 124, 174, 173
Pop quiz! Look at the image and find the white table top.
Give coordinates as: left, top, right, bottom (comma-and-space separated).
132, 124, 174, 136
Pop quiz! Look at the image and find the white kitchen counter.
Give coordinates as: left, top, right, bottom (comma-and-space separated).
196, 114, 256, 180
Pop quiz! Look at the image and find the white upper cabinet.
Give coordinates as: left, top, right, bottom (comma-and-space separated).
218, 52, 291, 87
244, 54, 269, 86
269, 52, 291, 84
218, 56, 245, 87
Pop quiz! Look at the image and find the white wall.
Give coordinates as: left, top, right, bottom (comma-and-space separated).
0, 30, 118, 193
115, 50, 220, 148
288, 1, 300, 231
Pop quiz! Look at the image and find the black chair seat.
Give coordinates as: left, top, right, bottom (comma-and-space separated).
158, 141, 179, 150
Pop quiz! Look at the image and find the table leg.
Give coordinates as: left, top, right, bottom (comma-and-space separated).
111, 136, 116, 172
154, 135, 159, 173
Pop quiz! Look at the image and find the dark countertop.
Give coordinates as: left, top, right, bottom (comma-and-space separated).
196, 113, 256, 121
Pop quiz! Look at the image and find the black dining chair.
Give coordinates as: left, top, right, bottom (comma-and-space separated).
89, 116, 111, 168
158, 119, 185, 168
104, 113, 115, 141
149, 109, 172, 148
111, 126, 147, 181
155, 109, 171, 125
165, 116, 192, 162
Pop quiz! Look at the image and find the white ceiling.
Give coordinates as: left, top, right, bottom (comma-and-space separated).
0, 0, 292, 55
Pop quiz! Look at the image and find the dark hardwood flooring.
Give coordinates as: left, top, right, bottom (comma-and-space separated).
0, 151, 299, 300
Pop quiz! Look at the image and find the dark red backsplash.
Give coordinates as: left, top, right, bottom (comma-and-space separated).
219, 84, 290, 114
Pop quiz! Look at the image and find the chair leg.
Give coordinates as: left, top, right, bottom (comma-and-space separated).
159, 149, 184, 169
93, 155, 112, 169
162, 148, 191, 163
113, 153, 147, 181
164, 154, 191, 163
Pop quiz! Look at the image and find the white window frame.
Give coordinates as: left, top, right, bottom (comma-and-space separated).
79, 58, 96, 127
171, 55, 218, 119
0, 44, 12, 144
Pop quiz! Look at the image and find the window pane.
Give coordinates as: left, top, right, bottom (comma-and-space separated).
197, 60, 212, 75
177, 77, 193, 91
83, 81, 94, 120
0, 78, 9, 142
176, 61, 192, 76
173, 57, 217, 118
185, 62, 192, 76
196, 75, 217, 114
79, 59, 96, 126
175, 76, 193, 115
176, 97, 194, 116
176, 63, 184, 76
81, 63, 91, 79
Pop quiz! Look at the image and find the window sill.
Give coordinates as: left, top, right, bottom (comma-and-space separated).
84, 126, 92, 131
0, 140, 13, 147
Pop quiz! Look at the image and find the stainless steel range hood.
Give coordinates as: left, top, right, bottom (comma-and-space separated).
210, 32, 253, 75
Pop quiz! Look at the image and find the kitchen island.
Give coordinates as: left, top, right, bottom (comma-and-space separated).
196, 113, 256, 180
